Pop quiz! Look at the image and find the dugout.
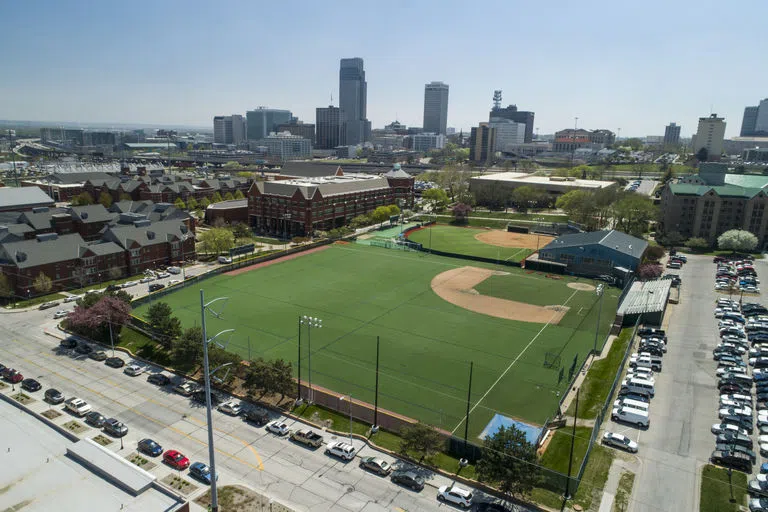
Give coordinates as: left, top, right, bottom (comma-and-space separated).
616, 279, 671, 326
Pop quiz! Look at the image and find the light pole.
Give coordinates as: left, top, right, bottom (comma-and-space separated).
200, 290, 235, 512
593, 284, 605, 354
301, 316, 321, 403
339, 394, 353, 444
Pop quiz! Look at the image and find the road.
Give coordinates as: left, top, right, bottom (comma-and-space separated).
0, 308, 525, 512
626, 254, 745, 512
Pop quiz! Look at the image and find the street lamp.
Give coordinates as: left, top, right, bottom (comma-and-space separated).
300, 316, 321, 403
200, 290, 235, 512
339, 394, 353, 444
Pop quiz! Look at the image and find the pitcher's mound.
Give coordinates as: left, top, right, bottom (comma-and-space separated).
567, 282, 595, 291
431, 267, 568, 324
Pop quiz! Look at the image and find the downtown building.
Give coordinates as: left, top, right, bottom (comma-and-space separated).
423, 81, 449, 135
254, 132, 312, 161
315, 106, 345, 149
741, 99, 768, 137
339, 58, 371, 145
469, 123, 497, 163
552, 129, 615, 152
213, 115, 247, 145
489, 100, 535, 143
246, 107, 293, 141
692, 113, 726, 161
664, 123, 681, 146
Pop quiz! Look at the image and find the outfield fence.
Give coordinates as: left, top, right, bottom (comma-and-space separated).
400, 224, 525, 267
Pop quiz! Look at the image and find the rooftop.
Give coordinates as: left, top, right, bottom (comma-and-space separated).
0, 187, 55, 209
471, 171, 615, 190
617, 279, 672, 316
540, 229, 648, 260
207, 199, 247, 210
255, 174, 391, 199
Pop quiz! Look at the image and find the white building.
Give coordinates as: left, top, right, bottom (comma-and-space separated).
489, 117, 526, 152
693, 113, 726, 161
257, 132, 312, 160
411, 132, 445, 152
213, 114, 247, 145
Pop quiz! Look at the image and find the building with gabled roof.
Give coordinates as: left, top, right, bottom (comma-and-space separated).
102, 219, 195, 274
0, 187, 55, 212
660, 163, 768, 246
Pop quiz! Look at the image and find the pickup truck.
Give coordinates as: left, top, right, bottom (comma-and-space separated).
290, 429, 323, 448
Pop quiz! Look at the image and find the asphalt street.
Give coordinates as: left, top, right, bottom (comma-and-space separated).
623, 254, 760, 512
0, 307, 526, 512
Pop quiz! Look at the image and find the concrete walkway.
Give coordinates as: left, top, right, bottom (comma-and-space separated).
598, 459, 636, 512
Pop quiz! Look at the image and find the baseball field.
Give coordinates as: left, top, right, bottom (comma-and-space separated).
405, 224, 553, 263
135, 243, 619, 438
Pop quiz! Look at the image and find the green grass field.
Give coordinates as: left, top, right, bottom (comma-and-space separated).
405, 224, 537, 263
135, 244, 619, 438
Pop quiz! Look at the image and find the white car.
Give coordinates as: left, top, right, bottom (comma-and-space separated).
715, 308, 726, 318
63, 295, 82, 303
601, 432, 638, 453
53, 310, 69, 319
721, 399, 751, 409
156, 272, 170, 279
124, 364, 145, 377
65, 397, 92, 417
121, 281, 138, 288
265, 420, 289, 436
719, 407, 752, 419
139, 277, 154, 283
437, 485, 474, 509
218, 400, 242, 416
168, 279, 181, 285
325, 440, 356, 460
711, 423, 750, 437
716, 366, 747, 376
721, 394, 753, 405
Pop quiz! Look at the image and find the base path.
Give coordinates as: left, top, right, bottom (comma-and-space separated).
226, 245, 330, 276
474, 230, 554, 250
430, 266, 568, 324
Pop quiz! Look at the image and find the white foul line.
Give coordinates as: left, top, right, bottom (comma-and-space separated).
451, 288, 580, 435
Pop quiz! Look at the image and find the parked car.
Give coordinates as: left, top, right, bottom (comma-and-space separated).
63, 295, 82, 303
265, 420, 289, 436
242, 406, 270, 426
437, 485, 474, 509
105, 356, 125, 368
391, 470, 425, 491
711, 450, 752, 472
103, 418, 128, 437
38, 301, 60, 310
173, 382, 197, 396
147, 373, 171, 386
712, 423, 751, 437
89, 350, 108, 361
359, 456, 392, 475
290, 429, 323, 448
65, 397, 92, 417
715, 444, 757, 463
601, 432, 639, 453
59, 338, 78, 349
163, 449, 190, 470
148, 283, 165, 292
74, 343, 93, 355
44, 388, 64, 404
3, 369, 23, 383
53, 310, 68, 319
139, 277, 154, 284
325, 441, 356, 461
218, 401, 243, 416
85, 411, 106, 428
138, 438, 164, 457
124, 364, 144, 376
189, 462, 217, 484
716, 433, 753, 449
21, 378, 41, 392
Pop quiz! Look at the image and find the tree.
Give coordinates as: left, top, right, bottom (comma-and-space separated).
211, 192, 223, 203
476, 425, 540, 499
686, 237, 709, 251
108, 266, 123, 280
71, 192, 94, 206
637, 263, 663, 280
33, 272, 53, 294
0, 273, 13, 300
199, 197, 211, 209
386, 204, 401, 217
146, 302, 182, 349
612, 194, 657, 237
174, 197, 186, 210
452, 203, 472, 224
67, 295, 132, 343
556, 190, 596, 227
98, 191, 113, 208
718, 229, 759, 253
186, 196, 198, 210
371, 206, 392, 224
398, 422, 444, 463
230, 222, 251, 239
171, 326, 203, 368
422, 188, 449, 212
658, 230, 685, 247
244, 358, 294, 398
436, 166, 471, 201
511, 186, 538, 214
198, 227, 235, 255
233, 189, 245, 200
644, 245, 665, 261
223, 192, 235, 201
696, 147, 709, 162
119, 193, 132, 201
349, 214, 373, 229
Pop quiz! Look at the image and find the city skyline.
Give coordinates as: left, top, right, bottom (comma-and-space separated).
1, 0, 766, 137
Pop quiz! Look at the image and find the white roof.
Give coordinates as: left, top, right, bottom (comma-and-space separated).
471, 171, 615, 189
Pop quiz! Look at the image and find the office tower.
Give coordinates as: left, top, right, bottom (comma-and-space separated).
664, 122, 681, 146
339, 58, 370, 145
489, 118, 526, 152
316, 106, 345, 149
741, 106, 759, 136
411, 133, 446, 152
489, 94, 535, 143
757, 99, 768, 135
693, 114, 726, 161
423, 81, 449, 135
469, 123, 496, 163
276, 119, 315, 143
246, 107, 293, 140
213, 115, 247, 145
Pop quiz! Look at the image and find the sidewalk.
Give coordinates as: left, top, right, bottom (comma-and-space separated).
597, 459, 636, 512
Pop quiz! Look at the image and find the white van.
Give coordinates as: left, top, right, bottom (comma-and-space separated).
635, 357, 662, 372
218, 256, 233, 264
614, 398, 650, 411
621, 377, 655, 397
612, 406, 650, 428
167, 266, 181, 275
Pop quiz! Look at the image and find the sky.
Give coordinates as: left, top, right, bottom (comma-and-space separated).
1, 0, 766, 137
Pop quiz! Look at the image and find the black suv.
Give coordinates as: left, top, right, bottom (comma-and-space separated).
75, 343, 93, 355
147, 373, 171, 386
711, 450, 752, 472
148, 283, 165, 292
192, 389, 221, 406
21, 378, 41, 392
60, 338, 77, 349
243, 406, 270, 426
45, 388, 65, 404
105, 357, 125, 368
390, 470, 425, 491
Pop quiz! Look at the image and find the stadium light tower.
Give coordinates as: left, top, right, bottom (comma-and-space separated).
593, 284, 605, 353
301, 316, 322, 403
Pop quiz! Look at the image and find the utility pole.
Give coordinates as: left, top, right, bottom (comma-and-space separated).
570, 117, 579, 168
463, 361, 473, 450
373, 336, 380, 432
297, 316, 302, 401
593, 284, 605, 354
565, 387, 580, 499
9, 130, 19, 187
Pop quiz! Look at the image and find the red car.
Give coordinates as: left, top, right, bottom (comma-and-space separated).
163, 449, 190, 470
3, 369, 23, 383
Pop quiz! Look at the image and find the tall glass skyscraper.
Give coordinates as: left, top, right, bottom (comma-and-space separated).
246, 107, 293, 140
339, 58, 370, 145
423, 81, 449, 135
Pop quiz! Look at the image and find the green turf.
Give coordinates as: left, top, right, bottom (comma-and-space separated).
134, 244, 618, 437
700, 464, 748, 512
405, 224, 536, 262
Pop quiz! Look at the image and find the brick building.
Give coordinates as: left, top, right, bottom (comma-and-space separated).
248, 166, 414, 237
205, 199, 248, 225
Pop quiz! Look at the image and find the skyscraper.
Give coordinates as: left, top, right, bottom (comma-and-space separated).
423, 81, 449, 135
756, 99, 768, 135
246, 107, 292, 140
469, 123, 496, 163
693, 114, 726, 161
664, 122, 681, 146
214, 115, 246, 144
315, 106, 345, 149
489, 94, 535, 143
339, 58, 370, 145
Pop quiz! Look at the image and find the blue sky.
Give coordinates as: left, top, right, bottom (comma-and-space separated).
1, 0, 765, 137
